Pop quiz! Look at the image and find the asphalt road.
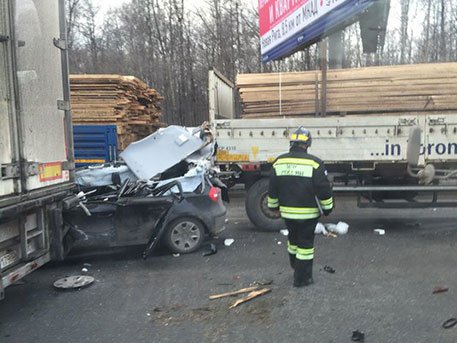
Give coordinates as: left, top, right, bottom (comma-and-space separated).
1, 192, 456, 343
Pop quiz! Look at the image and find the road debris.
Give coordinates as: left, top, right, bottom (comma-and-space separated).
81, 268, 88, 273
315, 222, 328, 235
433, 286, 449, 294
442, 318, 457, 329
277, 241, 282, 245
53, 275, 94, 290
251, 279, 273, 286
374, 229, 385, 235
229, 288, 271, 309
209, 286, 259, 300
316, 222, 350, 235
323, 265, 336, 274
351, 330, 365, 342
173, 253, 180, 257
224, 238, 235, 246
202, 243, 217, 256
280, 229, 289, 236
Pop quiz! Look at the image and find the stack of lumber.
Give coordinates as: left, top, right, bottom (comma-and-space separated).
70, 74, 164, 150
237, 62, 457, 118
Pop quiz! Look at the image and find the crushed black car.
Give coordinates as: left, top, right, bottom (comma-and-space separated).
62, 124, 227, 257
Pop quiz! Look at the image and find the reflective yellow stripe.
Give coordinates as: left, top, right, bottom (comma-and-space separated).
280, 206, 320, 214
288, 242, 297, 255
319, 197, 334, 210
267, 196, 279, 208
281, 212, 320, 220
320, 198, 333, 205
290, 133, 310, 142
296, 247, 314, 260
274, 164, 313, 178
274, 158, 320, 169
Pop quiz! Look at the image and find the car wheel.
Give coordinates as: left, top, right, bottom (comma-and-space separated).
164, 217, 205, 254
245, 178, 283, 231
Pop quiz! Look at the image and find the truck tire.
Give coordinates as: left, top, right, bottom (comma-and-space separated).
245, 178, 283, 231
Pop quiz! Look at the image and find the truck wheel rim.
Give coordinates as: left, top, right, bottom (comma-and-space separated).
171, 221, 201, 251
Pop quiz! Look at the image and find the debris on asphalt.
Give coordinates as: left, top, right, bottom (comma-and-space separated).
277, 241, 282, 245
280, 229, 289, 236
81, 268, 88, 273
146, 313, 151, 317
325, 232, 338, 238
173, 253, 180, 257
314, 222, 328, 235
229, 288, 271, 309
323, 265, 336, 274
53, 275, 95, 290
202, 243, 218, 256
433, 286, 449, 294
442, 318, 457, 329
251, 279, 273, 286
224, 238, 235, 246
209, 286, 259, 300
351, 330, 365, 342
322, 222, 349, 235
374, 229, 386, 235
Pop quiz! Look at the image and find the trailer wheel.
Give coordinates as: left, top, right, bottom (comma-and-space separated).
245, 178, 283, 231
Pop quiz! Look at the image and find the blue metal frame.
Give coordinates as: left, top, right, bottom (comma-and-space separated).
262, 0, 377, 62
73, 125, 118, 168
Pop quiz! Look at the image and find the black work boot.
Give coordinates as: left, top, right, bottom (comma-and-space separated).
288, 253, 296, 270
293, 260, 314, 287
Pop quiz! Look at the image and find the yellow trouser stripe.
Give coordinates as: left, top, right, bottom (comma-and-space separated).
296, 247, 314, 261
288, 241, 297, 255
273, 158, 320, 169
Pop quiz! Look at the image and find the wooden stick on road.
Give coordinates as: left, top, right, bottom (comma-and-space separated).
209, 286, 259, 300
229, 288, 272, 309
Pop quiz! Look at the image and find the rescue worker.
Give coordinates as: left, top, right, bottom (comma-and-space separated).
267, 126, 333, 287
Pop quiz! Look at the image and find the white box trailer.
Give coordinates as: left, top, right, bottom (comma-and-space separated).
0, 0, 74, 299
209, 69, 457, 230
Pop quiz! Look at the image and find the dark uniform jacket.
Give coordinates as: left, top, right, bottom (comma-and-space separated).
267, 148, 333, 220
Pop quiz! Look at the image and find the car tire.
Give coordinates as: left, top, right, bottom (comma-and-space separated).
245, 178, 283, 231
164, 217, 205, 254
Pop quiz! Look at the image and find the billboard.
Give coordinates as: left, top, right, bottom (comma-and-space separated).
259, 0, 378, 62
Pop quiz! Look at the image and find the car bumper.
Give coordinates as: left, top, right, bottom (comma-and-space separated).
207, 203, 227, 236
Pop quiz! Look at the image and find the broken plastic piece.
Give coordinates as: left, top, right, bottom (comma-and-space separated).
202, 243, 217, 257
374, 229, 385, 235
224, 238, 234, 247
433, 286, 449, 294
442, 318, 457, 329
173, 253, 180, 257
314, 222, 328, 235
53, 275, 94, 289
324, 265, 336, 274
280, 229, 289, 236
81, 268, 88, 273
351, 330, 365, 342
